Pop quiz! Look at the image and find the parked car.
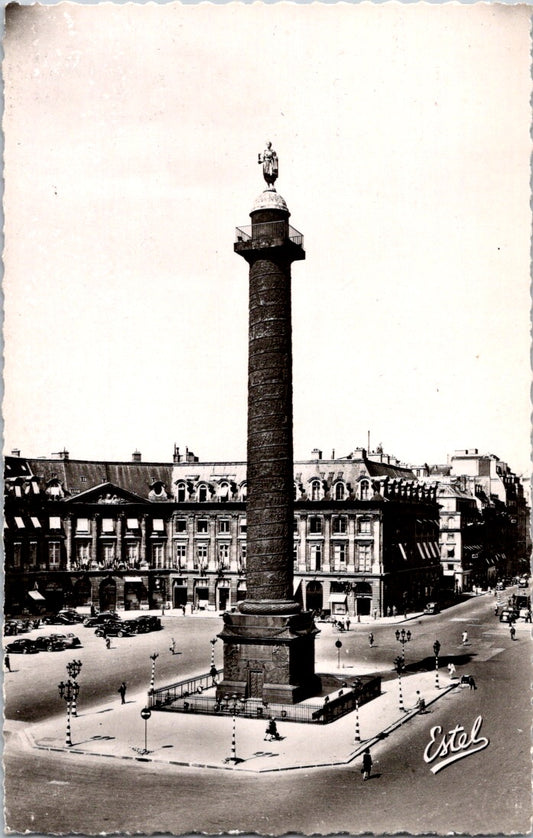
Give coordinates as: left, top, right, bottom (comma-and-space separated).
133, 615, 162, 633
51, 633, 82, 648
94, 623, 135, 638
34, 634, 68, 651
121, 620, 140, 634
518, 607, 531, 621
83, 613, 121, 628
499, 608, 518, 623
42, 613, 79, 626
6, 638, 39, 654
57, 609, 83, 622
423, 602, 440, 615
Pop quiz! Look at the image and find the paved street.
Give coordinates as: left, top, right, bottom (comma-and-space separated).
4, 593, 532, 834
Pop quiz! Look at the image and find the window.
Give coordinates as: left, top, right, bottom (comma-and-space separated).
175, 544, 187, 567
446, 532, 455, 542
309, 516, 322, 535
197, 519, 208, 534
76, 518, 90, 533
218, 543, 230, 566
49, 517, 61, 530
198, 485, 208, 503
358, 544, 372, 572
13, 543, 21, 568
196, 543, 208, 569
310, 544, 322, 571
126, 542, 139, 564
101, 519, 114, 533
333, 543, 346, 566
152, 519, 165, 533
29, 542, 37, 566
332, 516, 347, 534
359, 480, 370, 501
126, 518, 139, 531
240, 483, 247, 501
49, 542, 61, 568
77, 542, 90, 564
239, 543, 247, 568
219, 519, 230, 534
14, 485, 22, 497
14, 516, 24, 529
176, 483, 187, 503
218, 482, 230, 500
152, 543, 164, 568
293, 543, 299, 564
310, 480, 321, 501
175, 519, 187, 533
103, 543, 115, 564
335, 482, 346, 501
447, 563, 454, 571
239, 518, 247, 535
358, 518, 372, 535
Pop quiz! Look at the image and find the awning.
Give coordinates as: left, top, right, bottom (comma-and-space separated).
329, 593, 347, 604
399, 544, 407, 560
28, 590, 45, 601
124, 576, 143, 583
417, 544, 426, 559
293, 577, 302, 594
14, 516, 25, 529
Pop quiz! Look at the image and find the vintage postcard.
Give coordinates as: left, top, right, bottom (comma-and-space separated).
2, 2, 531, 835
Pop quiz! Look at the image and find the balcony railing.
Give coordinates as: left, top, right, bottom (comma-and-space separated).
235, 221, 304, 249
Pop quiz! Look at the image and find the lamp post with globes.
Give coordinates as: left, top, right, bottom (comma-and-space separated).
210, 638, 218, 684
353, 678, 363, 743
57, 679, 80, 747
223, 693, 246, 764
395, 628, 412, 665
65, 659, 82, 717
149, 652, 159, 693
433, 640, 441, 690
393, 656, 406, 713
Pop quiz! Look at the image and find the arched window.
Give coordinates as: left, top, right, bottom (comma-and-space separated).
176, 482, 187, 503
198, 484, 208, 503
359, 480, 370, 501
335, 482, 346, 501
311, 480, 321, 501
239, 483, 247, 501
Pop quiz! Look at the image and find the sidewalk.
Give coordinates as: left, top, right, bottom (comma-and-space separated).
21, 669, 462, 773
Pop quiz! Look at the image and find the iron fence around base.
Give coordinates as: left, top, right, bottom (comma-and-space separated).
149, 672, 381, 725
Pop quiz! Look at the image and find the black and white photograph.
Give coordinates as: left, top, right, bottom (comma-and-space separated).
2, 2, 532, 835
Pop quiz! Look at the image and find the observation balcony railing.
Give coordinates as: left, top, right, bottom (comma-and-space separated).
235, 221, 304, 249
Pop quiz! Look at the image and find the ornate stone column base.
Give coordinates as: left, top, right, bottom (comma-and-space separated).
216, 610, 321, 704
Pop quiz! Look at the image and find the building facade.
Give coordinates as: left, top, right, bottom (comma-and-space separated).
4, 446, 442, 617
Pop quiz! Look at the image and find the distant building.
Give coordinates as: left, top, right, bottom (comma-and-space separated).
4, 445, 442, 617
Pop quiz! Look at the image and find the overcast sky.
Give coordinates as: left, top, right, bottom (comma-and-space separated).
3, 2, 531, 475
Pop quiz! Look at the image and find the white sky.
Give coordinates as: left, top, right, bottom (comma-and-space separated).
3, 2, 531, 475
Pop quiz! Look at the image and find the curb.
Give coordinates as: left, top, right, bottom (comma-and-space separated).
29, 682, 460, 774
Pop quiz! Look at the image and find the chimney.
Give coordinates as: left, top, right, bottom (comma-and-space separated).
10, 448, 20, 457
312, 449, 322, 460
132, 450, 142, 462
173, 445, 181, 464
52, 449, 69, 461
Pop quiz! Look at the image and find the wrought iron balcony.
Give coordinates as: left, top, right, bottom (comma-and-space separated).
234, 221, 305, 260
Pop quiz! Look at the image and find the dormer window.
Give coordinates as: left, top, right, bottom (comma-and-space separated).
359, 480, 370, 501
335, 482, 346, 501
176, 482, 187, 503
198, 485, 209, 503
76, 518, 90, 533
310, 480, 321, 501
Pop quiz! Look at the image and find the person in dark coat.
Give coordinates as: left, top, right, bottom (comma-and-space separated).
368, 633, 374, 647
468, 675, 477, 690
118, 682, 127, 704
5, 654, 11, 672
362, 748, 373, 780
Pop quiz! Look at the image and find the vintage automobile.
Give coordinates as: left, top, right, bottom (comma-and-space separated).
499, 608, 518, 623
42, 613, 79, 626
34, 634, 69, 651
133, 615, 162, 633
423, 602, 440, 615
6, 638, 39, 654
83, 612, 122, 628
94, 622, 135, 638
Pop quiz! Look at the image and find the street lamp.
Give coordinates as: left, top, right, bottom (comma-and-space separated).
335, 639, 343, 669
433, 640, 441, 690
57, 678, 80, 747
149, 652, 159, 693
393, 656, 406, 713
223, 693, 246, 764
353, 678, 363, 743
210, 638, 218, 684
395, 628, 412, 665
66, 659, 82, 717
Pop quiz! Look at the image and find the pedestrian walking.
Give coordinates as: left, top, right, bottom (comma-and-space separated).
105, 637, 111, 650
345, 615, 351, 632
468, 676, 477, 690
461, 631, 468, 645
447, 662, 457, 679
387, 606, 392, 617
510, 625, 516, 641
392, 606, 397, 617
368, 632, 374, 647
361, 747, 373, 781
494, 605, 499, 616
5, 654, 11, 672
264, 718, 280, 741
118, 681, 127, 704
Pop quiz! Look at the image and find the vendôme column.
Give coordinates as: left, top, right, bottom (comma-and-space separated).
217, 144, 320, 704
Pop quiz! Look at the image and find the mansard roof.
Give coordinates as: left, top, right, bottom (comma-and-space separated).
364, 459, 416, 480
62, 481, 150, 505
26, 459, 173, 501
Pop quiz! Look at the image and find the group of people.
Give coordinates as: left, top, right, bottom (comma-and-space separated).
335, 616, 351, 632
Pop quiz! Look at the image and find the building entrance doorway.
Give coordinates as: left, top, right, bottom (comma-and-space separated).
218, 587, 230, 612
99, 577, 117, 612
173, 584, 187, 608
248, 669, 264, 699
306, 580, 323, 613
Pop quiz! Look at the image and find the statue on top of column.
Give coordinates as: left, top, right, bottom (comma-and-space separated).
258, 141, 279, 189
